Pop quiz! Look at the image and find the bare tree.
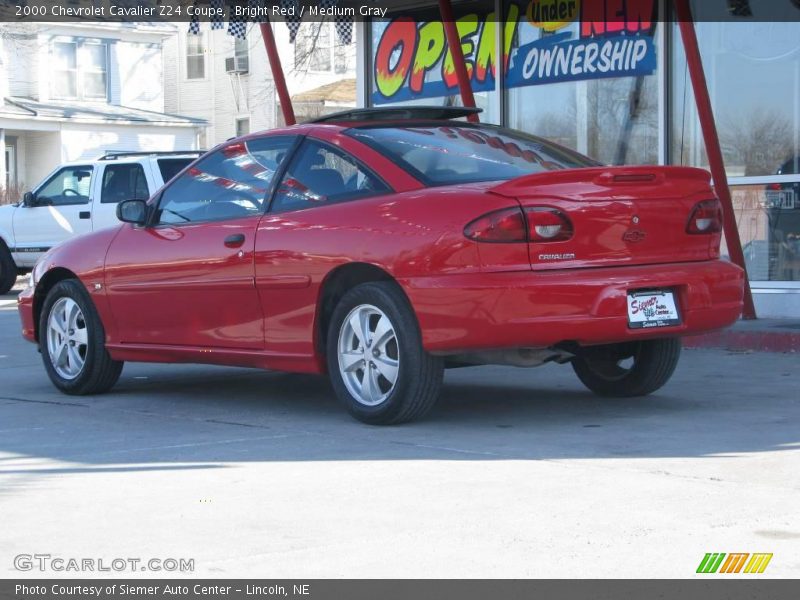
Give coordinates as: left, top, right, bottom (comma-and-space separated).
721, 109, 794, 176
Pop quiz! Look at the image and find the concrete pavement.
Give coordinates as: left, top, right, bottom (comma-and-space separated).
0, 282, 799, 578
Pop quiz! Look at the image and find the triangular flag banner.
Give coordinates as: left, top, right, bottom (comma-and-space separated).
185, 0, 354, 44
228, 11, 247, 38
248, 0, 269, 23
282, 0, 302, 43
335, 17, 353, 45
188, 0, 200, 34
211, 0, 224, 30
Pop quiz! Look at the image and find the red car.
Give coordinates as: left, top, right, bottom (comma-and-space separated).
18, 107, 744, 424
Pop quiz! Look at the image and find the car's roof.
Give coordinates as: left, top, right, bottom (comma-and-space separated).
309, 106, 481, 123
235, 119, 487, 144
233, 106, 486, 142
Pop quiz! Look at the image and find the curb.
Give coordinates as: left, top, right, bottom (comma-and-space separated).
684, 329, 800, 353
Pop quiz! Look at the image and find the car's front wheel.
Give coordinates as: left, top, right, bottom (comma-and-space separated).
39, 279, 123, 395
327, 282, 444, 425
571, 338, 681, 397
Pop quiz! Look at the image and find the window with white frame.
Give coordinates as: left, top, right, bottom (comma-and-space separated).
51, 40, 108, 100
234, 37, 249, 72
186, 32, 206, 79
235, 117, 250, 137
295, 22, 332, 73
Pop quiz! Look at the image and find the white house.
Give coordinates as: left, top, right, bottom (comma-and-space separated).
0, 22, 205, 201
163, 20, 357, 147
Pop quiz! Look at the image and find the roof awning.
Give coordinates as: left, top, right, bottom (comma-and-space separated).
0, 98, 206, 127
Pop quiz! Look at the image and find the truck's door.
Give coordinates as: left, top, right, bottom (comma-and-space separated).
11, 165, 94, 266
92, 162, 154, 231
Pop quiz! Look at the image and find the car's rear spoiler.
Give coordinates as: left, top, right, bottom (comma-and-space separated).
489, 166, 712, 198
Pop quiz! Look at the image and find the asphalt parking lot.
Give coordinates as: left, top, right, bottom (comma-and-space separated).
1, 280, 799, 578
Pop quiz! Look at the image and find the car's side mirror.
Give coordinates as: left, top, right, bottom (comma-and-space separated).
116, 199, 148, 225
22, 192, 36, 207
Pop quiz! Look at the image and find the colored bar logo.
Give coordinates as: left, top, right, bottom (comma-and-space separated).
697, 553, 773, 574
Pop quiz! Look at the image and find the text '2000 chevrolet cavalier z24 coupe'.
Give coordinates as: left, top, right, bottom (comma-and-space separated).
18, 107, 744, 424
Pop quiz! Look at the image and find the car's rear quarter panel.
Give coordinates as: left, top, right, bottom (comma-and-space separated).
254, 186, 521, 362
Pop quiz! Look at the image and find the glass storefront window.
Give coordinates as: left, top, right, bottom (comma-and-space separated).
671, 21, 800, 177
506, 12, 660, 165
671, 6, 800, 283
734, 183, 800, 283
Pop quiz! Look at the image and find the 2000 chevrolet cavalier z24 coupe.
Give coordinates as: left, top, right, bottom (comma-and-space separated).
18, 107, 744, 424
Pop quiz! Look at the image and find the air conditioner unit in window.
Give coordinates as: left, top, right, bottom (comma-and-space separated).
225, 56, 249, 74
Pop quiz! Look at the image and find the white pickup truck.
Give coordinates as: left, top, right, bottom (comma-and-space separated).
0, 151, 202, 294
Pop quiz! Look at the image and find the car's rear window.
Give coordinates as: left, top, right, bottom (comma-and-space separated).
157, 158, 194, 183
346, 124, 599, 186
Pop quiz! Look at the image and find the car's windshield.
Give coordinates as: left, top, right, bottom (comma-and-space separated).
346, 124, 600, 186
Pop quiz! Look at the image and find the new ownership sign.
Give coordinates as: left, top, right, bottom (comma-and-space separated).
505, 31, 655, 87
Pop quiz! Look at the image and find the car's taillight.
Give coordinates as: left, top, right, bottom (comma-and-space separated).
686, 199, 722, 234
464, 207, 527, 243
525, 207, 573, 242
464, 206, 573, 243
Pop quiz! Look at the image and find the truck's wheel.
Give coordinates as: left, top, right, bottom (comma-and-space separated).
0, 244, 16, 295
39, 279, 123, 395
571, 338, 681, 397
327, 282, 444, 425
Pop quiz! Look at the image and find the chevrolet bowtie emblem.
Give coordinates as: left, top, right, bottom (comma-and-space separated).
622, 229, 647, 243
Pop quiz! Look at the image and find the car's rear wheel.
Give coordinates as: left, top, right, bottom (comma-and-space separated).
571, 338, 681, 397
0, 245, 16, 295
327, 282, 444, 425
39, 279, 123, 395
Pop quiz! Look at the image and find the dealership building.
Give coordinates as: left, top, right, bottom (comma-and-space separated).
347, 0, 800, 318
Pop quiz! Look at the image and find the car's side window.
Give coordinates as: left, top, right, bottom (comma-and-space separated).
156, 136, 296, 225
271, 139, 390, 212
101, 163, 149, 204
35, 166, 93, 206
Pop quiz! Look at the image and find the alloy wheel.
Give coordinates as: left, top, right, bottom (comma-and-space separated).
47, 297, 88, 380
337, 304, 400, 406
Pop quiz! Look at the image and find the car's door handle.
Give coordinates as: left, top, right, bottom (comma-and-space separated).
79, 211, 91, 219
224, 234, 246, 248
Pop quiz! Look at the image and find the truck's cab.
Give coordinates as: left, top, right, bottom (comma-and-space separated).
0, 151, 201, 294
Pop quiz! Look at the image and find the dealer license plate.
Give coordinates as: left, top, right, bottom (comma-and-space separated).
627, 290, 681, 329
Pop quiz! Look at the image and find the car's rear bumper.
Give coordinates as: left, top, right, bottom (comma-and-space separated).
18, 285, 36, 343
402, 260, 745, 353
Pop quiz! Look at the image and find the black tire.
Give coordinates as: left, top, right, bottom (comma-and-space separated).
0, 244, 16, 295
326, 282, 444, 425
39, 279, 123, 395
571, 338, 681, 397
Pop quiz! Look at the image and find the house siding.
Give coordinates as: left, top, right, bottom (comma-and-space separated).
24, 131, 62, 188
165, 23, 357, 146
116, 41, 164, 111
1, 23, 202, 199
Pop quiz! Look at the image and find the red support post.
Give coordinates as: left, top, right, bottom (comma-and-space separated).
260, 20, 296, 126
438, 0, 479, 123
674, 0, 756, 319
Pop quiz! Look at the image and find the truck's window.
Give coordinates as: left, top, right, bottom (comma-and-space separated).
36, 166, 93, 206
101, 164, 149, 204
157, 158, 194, 183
